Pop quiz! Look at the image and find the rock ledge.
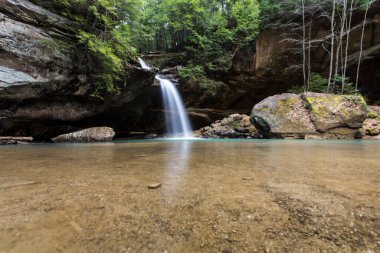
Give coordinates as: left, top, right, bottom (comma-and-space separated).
52, 127, 115, 143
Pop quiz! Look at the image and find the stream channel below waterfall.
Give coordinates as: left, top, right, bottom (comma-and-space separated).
0, 139, 379, 252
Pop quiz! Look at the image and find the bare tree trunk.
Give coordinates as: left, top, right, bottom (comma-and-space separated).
355, 0, 372, 91
340, 0, 348, 93
327, 0, 336, 93
307, 21, 312, 91
302, 0, 307, 91
333, 0, 347, 93
342, 0, 355, 93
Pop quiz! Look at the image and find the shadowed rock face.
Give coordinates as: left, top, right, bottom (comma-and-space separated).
0, 0, 156, 140
226, 5, 380, 106
251, 93, 369, 139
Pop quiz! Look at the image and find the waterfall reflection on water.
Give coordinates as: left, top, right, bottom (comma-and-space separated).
162, 140, 193, 196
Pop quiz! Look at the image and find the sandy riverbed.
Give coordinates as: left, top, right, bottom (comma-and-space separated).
0, 140, 379, 252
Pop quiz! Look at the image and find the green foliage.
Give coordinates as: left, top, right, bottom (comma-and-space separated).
179, 65, 220, 97
289, 73, 327, 93
179, 65, 209, 89
32, 0, 143, 96
133, 0, 261, 64
289, 73, 358, 95
40, 39, 72, 52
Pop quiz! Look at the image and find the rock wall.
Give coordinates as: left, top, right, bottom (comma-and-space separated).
226, 4, 380, 107
0, 0, 155, 140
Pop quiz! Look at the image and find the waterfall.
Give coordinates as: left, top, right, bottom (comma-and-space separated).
138, 57, 152, 70
138, 57, 193, 138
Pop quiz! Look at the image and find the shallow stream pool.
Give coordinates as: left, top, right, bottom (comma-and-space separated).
0, 139, 379, 252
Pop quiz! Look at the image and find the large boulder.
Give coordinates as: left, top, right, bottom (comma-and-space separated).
251, 93, 316, 138
51, 127, 115, 143
251, 93, 370, 139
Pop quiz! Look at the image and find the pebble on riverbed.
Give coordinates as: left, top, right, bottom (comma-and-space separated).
147, 183, 162, 189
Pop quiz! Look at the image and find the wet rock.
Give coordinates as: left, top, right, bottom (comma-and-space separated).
198, 114, 261, 138
51, 127, 115, 143
306, 128, 359, 140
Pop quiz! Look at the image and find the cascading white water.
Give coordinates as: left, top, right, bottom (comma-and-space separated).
156, 75, 193, 137
138, 57, 193, 138
138, 57, 152, 70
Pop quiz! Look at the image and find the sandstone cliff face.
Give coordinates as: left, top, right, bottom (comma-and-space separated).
227, 5, 380, 107
0, 0, 74, 89
0, 0, 155, 140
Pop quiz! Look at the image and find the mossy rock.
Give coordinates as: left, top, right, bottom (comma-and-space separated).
251, 93, 316, 137
302, 92, 368, 132
359, 117, 380, 136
